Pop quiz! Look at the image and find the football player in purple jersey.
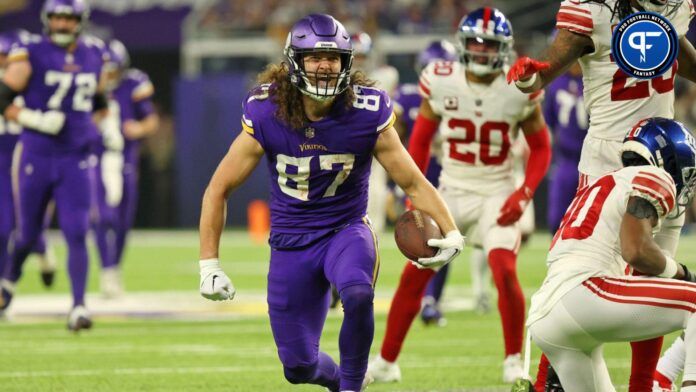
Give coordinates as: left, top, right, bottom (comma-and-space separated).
0, 30, 58, 291
93, 39, 158, 298
544, 62, 588, 234
0, 0, 110, 331
198, 14, 464, 392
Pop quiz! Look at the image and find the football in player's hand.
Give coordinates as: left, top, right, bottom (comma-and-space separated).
394, 210, 443, 260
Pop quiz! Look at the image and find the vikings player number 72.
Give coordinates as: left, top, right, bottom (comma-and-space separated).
45, 70, 98, 112
276, 153, 355, 201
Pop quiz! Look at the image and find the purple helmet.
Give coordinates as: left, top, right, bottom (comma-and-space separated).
108, 39, 130, 70
416, 40, 458, 72
458, 7, 513, 75
41, 0, 90, 46
284, 14, 353, 101
350, 32, 372, 56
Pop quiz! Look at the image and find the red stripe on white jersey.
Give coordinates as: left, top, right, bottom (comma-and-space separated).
556, 22, 592, 36
557, 12, 593, 29
632, 175, 675, 213
639, 169, 676, 191
583, 277, 696, 313
418, 81, 431, 98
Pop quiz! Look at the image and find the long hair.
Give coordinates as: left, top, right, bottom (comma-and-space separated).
256, 62, 375, 131
581, 0, 633, 20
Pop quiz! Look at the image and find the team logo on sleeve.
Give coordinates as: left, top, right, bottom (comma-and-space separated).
611, 12, 678, 79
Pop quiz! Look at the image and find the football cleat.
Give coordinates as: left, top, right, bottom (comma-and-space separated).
37, 249, 57, 288
367, 356, 401, 383
67, 305, 92, 332
360, 372, 374, 391
420, 296, 447, 326
503, 353, 527, 383
101, 267, 123, 299
0, 279, 15, 312
545, 365, 565, 392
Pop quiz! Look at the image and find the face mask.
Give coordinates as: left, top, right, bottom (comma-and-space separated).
50, 33, 75, 47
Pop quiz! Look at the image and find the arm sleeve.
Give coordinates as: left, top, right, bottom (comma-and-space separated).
522, 126, 552, 194
556, 0, 594, 37
630, 168, 677, 218
407, 114, 439, 173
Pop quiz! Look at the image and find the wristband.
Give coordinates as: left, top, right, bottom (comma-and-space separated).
199, 258, 220, 270
659, 255, 679, 278
514, 73, 538, 89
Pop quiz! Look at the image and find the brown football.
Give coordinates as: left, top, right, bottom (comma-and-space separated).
394, 210, 443, 260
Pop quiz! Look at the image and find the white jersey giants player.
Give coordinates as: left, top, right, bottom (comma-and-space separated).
369, 7, 552, 384
527, 118, 696, 392
507, 1, 696, 389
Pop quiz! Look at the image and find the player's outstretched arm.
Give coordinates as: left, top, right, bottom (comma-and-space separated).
507, 29, 593, 93
677, 36, 696, 83
498, 104, 551, 226
375, 126, 463, 268
620, 196, 691, 280
198, 131, 264, 300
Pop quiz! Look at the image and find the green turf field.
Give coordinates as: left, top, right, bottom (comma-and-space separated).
0, 230, 688, 391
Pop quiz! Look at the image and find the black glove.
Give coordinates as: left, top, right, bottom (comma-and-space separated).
680, 263, 696, 283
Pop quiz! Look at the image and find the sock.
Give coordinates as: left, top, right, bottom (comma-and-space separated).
65, 234, 89, 307
534, 354, 551, 392
488, 248, 525, 356
424, 262, 449, 302
339, 284, 374, 392
656, 334, 685, 384
380, 262, 435, 362
629, 337, 663, 392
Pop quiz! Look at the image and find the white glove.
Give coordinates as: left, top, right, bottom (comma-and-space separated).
101, 151, 124, 207
413, 230, 465, 269
199, 258, 235, 301
17, 108, 65, 135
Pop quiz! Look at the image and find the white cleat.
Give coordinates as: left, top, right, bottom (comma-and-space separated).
360, 372, 374, 391
503, 353, 527, 383
367, 356, 401, 383
67, 305, 93, 332
101, 267, 123, 299
652, 380, 675, 392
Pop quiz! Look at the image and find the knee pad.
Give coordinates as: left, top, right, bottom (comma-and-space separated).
339, 284, 374, 314
283, 363, 317, 384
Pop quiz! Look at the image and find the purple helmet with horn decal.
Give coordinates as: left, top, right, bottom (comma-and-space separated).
284, 14, 353, 101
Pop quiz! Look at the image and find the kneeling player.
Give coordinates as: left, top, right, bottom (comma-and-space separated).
528, 118, 696, 392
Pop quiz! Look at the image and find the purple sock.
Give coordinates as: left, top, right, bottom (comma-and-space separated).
94, 224, 117, 269
65, 235, 89, 307
338, 284, 374, 391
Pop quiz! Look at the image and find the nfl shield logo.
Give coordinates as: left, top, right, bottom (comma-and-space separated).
444, 97, 458, 110
305, 127, 315, 138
